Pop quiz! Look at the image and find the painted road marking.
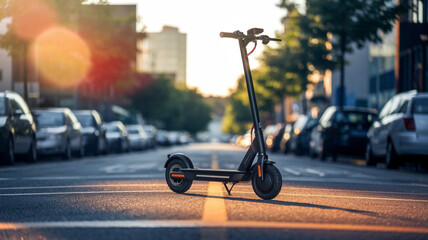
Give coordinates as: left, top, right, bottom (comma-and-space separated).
201, 153, 228, 240
1, 220, 428, 234
2, 184, 428, 197
305, 168, 325, 177
102, 162, 158, 173
283, 167, 301, 176
202, 153, 227, 222
0, 174, 164, 181
2, 189, 428, 203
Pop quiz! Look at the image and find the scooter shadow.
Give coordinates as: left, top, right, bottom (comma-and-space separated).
183, 192, 378, 217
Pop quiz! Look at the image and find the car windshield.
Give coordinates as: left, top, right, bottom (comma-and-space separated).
105, 125, 120, 132
412, 98, 428, 114
35, 112, 65, 127
336, 111, 376, 129
75, 114, 95, 127
0, 97, 6, 116
128, 129, 140, 134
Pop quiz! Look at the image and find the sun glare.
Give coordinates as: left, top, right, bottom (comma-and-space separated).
11, 0, 58, 41
31, 27, 91, 89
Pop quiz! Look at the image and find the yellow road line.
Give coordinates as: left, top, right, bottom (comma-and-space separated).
202, 153, 227, 222
201, 153, 228, 240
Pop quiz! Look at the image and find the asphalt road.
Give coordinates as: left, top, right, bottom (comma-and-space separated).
1, 143, 428, 240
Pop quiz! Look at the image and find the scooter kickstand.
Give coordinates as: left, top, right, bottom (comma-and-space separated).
223, 182, 236, 196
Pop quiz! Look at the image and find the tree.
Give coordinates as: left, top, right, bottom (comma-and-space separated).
0, 0, 91, 101
307, 0, 406, 109
222, 69, 275, 134
0, 0, 143, 104
261, 0, 334, 115
131, 76, 212, 135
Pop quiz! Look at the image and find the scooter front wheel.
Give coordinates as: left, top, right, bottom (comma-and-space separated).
252, 164, 282, 200
165, 159, 193, 193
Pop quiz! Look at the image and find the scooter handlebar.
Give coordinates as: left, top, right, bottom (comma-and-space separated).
220, 32, 236, 38
220, 31, 281, 44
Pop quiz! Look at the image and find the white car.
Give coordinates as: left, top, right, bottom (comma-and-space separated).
366, 90, 428, 168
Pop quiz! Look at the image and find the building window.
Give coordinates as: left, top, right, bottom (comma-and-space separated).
410, 0, 426, 23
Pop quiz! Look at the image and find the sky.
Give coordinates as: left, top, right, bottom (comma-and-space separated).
108, 0, 288, 96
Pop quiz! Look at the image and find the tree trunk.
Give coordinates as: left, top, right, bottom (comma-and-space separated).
339, 32, 346, 110
23, 43, 28, 103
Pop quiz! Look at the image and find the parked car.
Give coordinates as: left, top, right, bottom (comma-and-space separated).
126, 125, 148, 150
142, 125, 157, 148
279, 122, 295, 154
289, 115, 318, 155
366, 90, 428, 168
264, 123, 285, 152
104, 121, 130, 153
73, 110, 107, 156
178, 131, 191, 145
156, 130, 170, 146
33, 108, 84, 159
168, 131, 180, 145
0, 91, 37, 164
312, 106, 377, 161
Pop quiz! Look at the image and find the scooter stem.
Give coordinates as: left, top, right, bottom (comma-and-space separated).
238, 38, 267, 181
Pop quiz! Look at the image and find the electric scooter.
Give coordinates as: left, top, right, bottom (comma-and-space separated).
164, 28, 282, 200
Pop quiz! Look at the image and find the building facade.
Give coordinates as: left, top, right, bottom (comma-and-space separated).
138, 26, 187, 87
369, 30, 396, 110
331, 43, 371, 108
396, 0, 428, 93
0, 18, 12, 92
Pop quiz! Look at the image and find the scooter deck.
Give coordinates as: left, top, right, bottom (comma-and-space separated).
178, 168, 252, 182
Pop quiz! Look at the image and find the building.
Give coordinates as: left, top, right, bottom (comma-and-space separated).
369, 30, 396, 110
0, 18, 12, 92
138, 26, 187, 87
396, 0, 428, 93
331, 43, 371, 108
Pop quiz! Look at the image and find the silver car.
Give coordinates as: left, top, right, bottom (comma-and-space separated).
366, 90, 428, 168
126, 125, 148, 150
34, 108, 84, 159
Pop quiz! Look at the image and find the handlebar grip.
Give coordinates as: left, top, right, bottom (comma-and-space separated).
220, 32, 236, 38
269, 38, 281, 42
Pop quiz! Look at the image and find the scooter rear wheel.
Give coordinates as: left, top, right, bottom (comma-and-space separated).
252, 164, 282, 200
165, 159, 193, 193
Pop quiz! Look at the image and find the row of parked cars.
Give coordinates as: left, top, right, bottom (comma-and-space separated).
238, 90, 428, 169
0, 91, 190, 165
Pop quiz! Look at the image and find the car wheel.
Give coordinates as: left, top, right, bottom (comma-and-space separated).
93, 138, 100, 156
2, 138, 15, 165
331, 149, 337, 162
63, 140, 72, 160
386, 141, 399, 169
365, 142, 377, 166
26, 138, 37, 163
309, 146, 317, 159
76, 140, 84, 158
118, 139, 123, 153
102, 138, 109, 155
318, 141, 327, 161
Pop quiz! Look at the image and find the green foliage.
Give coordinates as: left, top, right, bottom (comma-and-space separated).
262, 1, 334, 100
222, 69, 275, 134
131, 76, 212, 135
306, 0, 406, 107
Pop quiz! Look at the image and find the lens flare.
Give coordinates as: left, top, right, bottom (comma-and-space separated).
31, 27, 91, 89
11, 0, 58, 40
